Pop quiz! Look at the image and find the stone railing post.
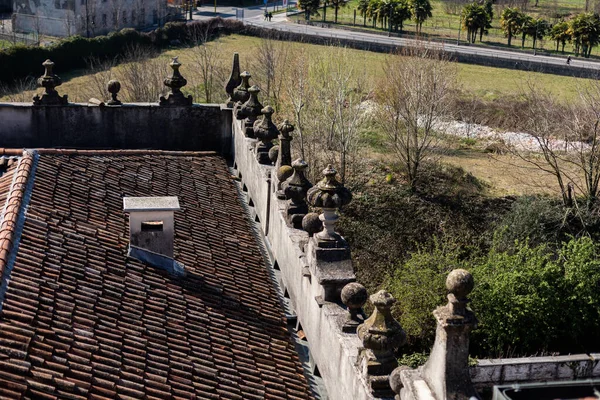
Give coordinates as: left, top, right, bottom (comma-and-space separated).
224, 53, 241, 108
233, 71, 251, 118
253, 105, 279, 165
305, 165, 354, 302
159, 57, 193, 106
358, 290, 406, 398
281, 159, 312, 229
421, 269, 478, 400
239, 85, 263, 138
341, 282, 367, 333
391, 269, 479, 400
33, 59, 68, 106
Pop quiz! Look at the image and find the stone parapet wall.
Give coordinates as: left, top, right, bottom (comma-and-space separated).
231, 117, 378, 400
471, 354, 600, 388
0, 102, 231, 153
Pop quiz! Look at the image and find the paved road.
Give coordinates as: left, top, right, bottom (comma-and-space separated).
192, 5, 600, 74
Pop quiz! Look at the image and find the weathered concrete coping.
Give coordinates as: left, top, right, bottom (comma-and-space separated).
471, 353, 600, 387
0, 102, 232, 153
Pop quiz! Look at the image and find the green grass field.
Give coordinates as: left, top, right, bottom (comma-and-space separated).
1, 33, 589, 101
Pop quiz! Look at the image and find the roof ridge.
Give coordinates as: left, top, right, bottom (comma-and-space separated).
0, 149, 219, 157
0, 151, 34, 279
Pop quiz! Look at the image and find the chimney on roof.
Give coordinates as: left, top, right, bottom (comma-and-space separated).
123, 196, 184, 275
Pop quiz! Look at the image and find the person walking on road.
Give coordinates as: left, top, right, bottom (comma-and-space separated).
567, 56, 572, 65
268, 12, 272, 21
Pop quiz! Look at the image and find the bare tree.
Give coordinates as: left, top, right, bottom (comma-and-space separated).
376, 48, 456, 191
83, 56, 117, 101
252, 36, 290, 112
309, 47, 368, 184
188, 24, 222, 103
512, 82, 600, 207
63, 12, 75, 36
114, 45, 169, 102
0, 77, 37, 102
285, 46, 312, 161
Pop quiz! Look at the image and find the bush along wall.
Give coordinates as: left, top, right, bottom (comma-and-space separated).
0, 17, 418, 87
0, 18, 253, 86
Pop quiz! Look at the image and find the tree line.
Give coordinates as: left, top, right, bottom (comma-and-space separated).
465, 4, 600, 57
298, 0, 433, 33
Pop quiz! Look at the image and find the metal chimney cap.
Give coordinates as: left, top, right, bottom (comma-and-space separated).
123, 196, 180, 212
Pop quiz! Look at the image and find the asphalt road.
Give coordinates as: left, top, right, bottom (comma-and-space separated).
192, 5, 600, 74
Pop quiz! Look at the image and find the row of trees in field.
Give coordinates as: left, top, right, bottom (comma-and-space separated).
462, 3, 600, 56
500, 8, 600, 57
298, 0, 433, 33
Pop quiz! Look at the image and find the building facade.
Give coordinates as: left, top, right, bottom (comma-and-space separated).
12, 0, 167, 37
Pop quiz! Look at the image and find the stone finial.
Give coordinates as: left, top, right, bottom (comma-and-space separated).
33, 59, 68, 106
276, 119, 294, 171
281, 159, 313, 229
233, 71, 251, 119
341, 282, 367, 333
446, 269, 475, 317
268, 146, 279, 164
421, 269, 478, 400
240, 85, 263, 138
389, 366, 411, 400
107, 79, 122, 106
225, 53, 241, 108
302, 212, 322, 237
159, 57, 193, 106
253, 105, 279, 165
358, 290, 406, 397
276, 165, 294, 200
306, 165, 352, 248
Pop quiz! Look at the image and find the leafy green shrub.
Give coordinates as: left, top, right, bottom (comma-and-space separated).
471, 236, 600, 356
339, 161, 505, 294
398, 352, 429, 368
470, 239, 563, 357
491, 196, 569, 249
387, 240, 466, 352
385, 234, 600, 358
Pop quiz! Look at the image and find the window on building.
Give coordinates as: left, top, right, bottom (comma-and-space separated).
131, 10, 136, 23
112, 11, 117, 25
102, 13, 107, 26
152, 9, 157, 24
140, 8, 145, 22
80, 0, 84, 6
91, 15, 96, 26
123, 13, 127, 24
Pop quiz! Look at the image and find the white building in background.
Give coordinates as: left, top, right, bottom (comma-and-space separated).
12, 0, 167, 37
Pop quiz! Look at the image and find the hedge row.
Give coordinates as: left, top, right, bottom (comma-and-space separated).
0, 18, 251, 86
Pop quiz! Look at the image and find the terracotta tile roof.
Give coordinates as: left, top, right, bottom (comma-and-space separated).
0, 151, 313, 399
0, 153, 32, 281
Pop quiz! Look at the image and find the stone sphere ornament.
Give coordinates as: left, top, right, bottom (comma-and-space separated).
446, 269, 474, 300
301, 213, 322, 237
107, 79, 122, 106
341, 282, 368, 333
277, 165, 294, 184
268, 146, 279, 164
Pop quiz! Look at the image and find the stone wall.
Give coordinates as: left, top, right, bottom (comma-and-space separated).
471, 354, 600, 388
230, 117, 377, 400
0, 102, 232, 153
